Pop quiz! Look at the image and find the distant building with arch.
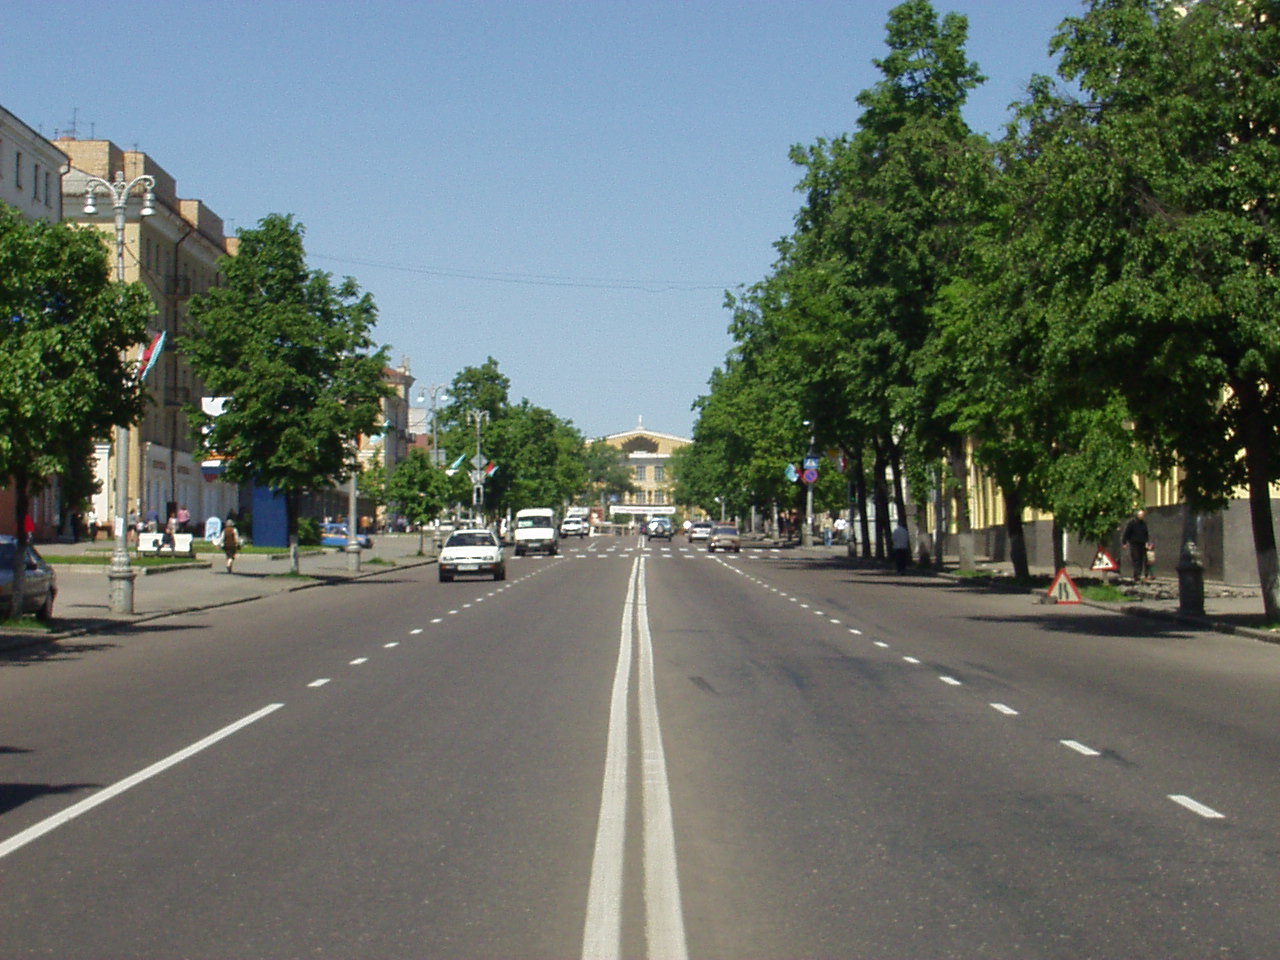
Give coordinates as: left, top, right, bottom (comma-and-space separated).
603, 419, 689, 519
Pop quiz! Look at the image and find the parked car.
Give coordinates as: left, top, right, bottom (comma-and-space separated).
438, 528, 505, 582
687, 521, 714, 542
320, 522, 373, 549
707, 525, 741, 553
0, 535, 56, 621
646, 517, 674, 540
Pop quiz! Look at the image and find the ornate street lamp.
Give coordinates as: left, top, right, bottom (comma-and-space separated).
84, 171, 156, 614
466, 409, 489, 522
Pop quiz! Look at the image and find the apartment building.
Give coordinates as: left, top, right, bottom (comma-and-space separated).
0, 104, 70, 539
58, 138, 239, 533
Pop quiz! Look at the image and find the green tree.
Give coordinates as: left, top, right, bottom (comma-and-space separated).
0, 204, 154, 618
385, 448, 458, 553
485, 401, 586, 515
183, 214, 390, 573
1029, 0, 1280, 613
584, 439, 637, 516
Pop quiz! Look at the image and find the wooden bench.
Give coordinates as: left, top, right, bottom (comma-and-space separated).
137, 532, 196, 557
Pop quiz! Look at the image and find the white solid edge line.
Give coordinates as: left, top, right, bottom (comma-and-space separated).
636, 558, 690, 960
582, 558, 638, 960
1169, 794, 1226, 819
0, 702, 284, 861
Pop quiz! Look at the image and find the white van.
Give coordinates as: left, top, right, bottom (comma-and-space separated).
513, 508, 558, 556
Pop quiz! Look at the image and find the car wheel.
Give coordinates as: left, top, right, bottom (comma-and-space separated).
495, 567, 505, 581
35, 589, 54, 622
439, 570, 452, 582
735, 546, 741, 553
515, 547, 523, 557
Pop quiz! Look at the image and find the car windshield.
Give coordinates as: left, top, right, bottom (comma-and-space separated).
714, 527, 738, 536
446, 532, 495, 547
516, 517, 550, 528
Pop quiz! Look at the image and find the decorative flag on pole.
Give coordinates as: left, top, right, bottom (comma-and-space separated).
784, 463, 799, 483
139, 331, 166, 381
484, 461, 498, 477
449, 453, 467, 470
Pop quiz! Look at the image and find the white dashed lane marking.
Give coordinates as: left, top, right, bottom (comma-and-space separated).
1061, 740, 1101, 757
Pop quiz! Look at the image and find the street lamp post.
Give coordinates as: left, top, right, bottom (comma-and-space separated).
415, 384, 449, 468
84, 171, 156, 614
802, 421, 815, 547
466, 409, 489, 523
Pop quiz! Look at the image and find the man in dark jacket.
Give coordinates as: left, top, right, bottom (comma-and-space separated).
1122, 509, 1151, 581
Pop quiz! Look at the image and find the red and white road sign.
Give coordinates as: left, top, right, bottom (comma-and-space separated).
1047, 568, 1082, 604
1090, 549, 1118, 572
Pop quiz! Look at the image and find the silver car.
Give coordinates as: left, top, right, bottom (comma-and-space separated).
0, 535, 56, 621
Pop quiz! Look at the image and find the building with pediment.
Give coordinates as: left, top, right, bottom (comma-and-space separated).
603, 419, 690, 519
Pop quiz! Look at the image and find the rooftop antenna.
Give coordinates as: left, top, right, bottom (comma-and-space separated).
56, 107, 81, 139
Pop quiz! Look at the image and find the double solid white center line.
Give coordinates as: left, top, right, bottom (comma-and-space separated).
582, 556, 687, 960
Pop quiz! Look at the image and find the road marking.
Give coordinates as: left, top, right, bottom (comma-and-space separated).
635, 559, 689, 960
829, 618, 841, 625
349, 657, 368, 666
1061, 740, 1101, 757
874, 641, 889, 648
308, 679, 331, 688
0, 703, 284, 861
384, 642, 399, 648
410, 628, 423, 635
848, 628, 862, 635
582, 556, 687, 960
430, 618, 442, 624
582, 560, 637, 960
990, 703, 1019, 716
939, 676, 962, 686
1169, 795, 1225, 819
903, 656, 921, 665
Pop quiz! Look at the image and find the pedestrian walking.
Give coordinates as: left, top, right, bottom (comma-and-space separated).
892, 521, 911, 573
86, 509, 98, 541
1121, 509, 1152, 581
222, 519, 240, 573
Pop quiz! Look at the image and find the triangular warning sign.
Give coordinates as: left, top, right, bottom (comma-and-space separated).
1090, 549, 1118, 572
1047, 568, 1082, 604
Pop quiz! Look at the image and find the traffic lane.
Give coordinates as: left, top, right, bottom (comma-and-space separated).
0, 561, 514, 836
0, 550, 631, 958
645, 552, 1280, 958
742, 556, 1280, 826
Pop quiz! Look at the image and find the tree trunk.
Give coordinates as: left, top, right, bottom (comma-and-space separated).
872, 440, 890, 560
855, 449, 872, 559
1052, 518, 1066, 572
889, 439, 908, 528
947, 441, 975, 570
1003, 486, 1030, 581
287, 491, 301, 575
1237, 380, 1280, 620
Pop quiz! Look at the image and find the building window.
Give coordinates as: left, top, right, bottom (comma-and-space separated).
32, 162, 39, 199
655, 491, 665, 505
634, 465, 646, 481
14, 151, 22, 188
654, 465, 664, 482
43, 170, 51, 206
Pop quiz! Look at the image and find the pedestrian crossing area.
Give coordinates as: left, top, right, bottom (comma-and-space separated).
514, 543, 788, 561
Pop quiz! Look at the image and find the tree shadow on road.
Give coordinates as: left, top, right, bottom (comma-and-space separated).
0, 781, 102, 817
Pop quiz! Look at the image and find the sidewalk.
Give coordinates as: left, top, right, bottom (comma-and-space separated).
781, 538, 1279, 644
1, 533, 438, 652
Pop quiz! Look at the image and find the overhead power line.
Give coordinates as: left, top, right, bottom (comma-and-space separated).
310, 253, 739, 293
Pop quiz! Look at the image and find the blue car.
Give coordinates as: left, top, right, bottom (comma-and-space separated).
320, 523, 372, 549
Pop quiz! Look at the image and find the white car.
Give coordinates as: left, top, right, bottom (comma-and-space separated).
559, 517, 587, 538
438, 528, 505, 582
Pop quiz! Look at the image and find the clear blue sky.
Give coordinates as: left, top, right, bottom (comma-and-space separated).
10, 0, 1084, 440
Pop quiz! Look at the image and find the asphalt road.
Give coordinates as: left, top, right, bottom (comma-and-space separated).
2, 534, 1279, 958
